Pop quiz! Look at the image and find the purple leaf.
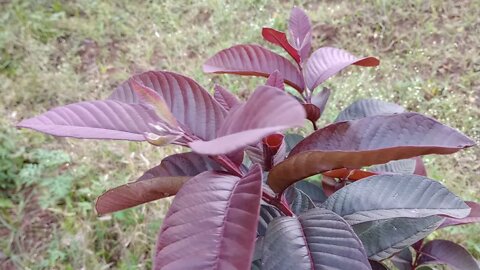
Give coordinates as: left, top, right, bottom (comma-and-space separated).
262, 28, 300, 63
322, 174, 470, 225
138, 152, 222, 180
268, 112, 475, 192
109, 71, 227, 140
213, 84, 240, 111
391, 248, 413, 270
189, 86, 306, 155
439, 201, 480, 228
311, 87, 331, 116
262, 208, 371, 270
95, 176, 190, 215
288, 7, 312, 61
335, 98, 405, 123
203, 44, 305, 92
96, 152, 221, 215
265, 70, 285, 90
303, 103, 321, 123
154, 166, 262, 270
129, 79, 179, 128
305, 47, 379, 90
417, 240, 480, 270
354, 216, 443, 261
17, 100, 159, 141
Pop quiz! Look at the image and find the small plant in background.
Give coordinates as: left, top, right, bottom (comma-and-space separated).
17, 7, 479, 270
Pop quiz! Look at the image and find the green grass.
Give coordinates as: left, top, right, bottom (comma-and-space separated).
0, 0, 479, 268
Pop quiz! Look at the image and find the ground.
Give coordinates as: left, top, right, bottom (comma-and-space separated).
0, 0, 479, 269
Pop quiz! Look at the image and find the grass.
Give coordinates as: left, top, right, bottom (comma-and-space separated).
0, 0, 479, 268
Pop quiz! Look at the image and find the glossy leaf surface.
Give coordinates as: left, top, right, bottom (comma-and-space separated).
335, 98, 405, 122
203, 44, 305, 91
155, 166, 262, 270
268, 113, 475, 192
95, 176, 190, 215
96, 152, 220, 215
323, 174, 469, 225
138, 152, 221, 180
439, 201, 480, 228
18, 100, 159, 141
262, 208, 371, 270
354, 216, 443, 261
190, 86, 305, 155
109, 71, 227, 140
305, 47, 379, 90
213, 84, 240, 111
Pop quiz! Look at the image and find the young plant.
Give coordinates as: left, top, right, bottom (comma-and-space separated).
17, 7, 479, 270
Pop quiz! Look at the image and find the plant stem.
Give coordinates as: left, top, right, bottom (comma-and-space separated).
211, 155, 242, 177
262, 191, 294, 216
210, 154, 294, 216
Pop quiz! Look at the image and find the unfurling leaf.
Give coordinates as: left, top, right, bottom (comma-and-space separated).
268, 112, 475, 192
203, 44, 305, 91
322, 174, 470, 225
262, 28, 300, 63
262, 208, 371, 270
288, 7, 312, 61
189, 86, 305, 155
155, 166, 262, 270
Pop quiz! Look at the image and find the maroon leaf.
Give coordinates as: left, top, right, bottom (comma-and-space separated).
109, 71, 227, 140
213, 84, 240, 111
17, 100, 159, 141
96, 152, 221, 215
417, 240, 480, 270
303, 103, 321, 123
268, 112, 475, 192
154, 166, 262, 270
262, 27, 300, 63
305, 47, 379, 90
265, 70, 285, 90
288, 7, 312, 61
262, 133, 286, 170
189, 86, 306, 155
95, 176, 190, 215
138, 152, 222, 180
129, 79, 179, 128
311, 87, 331, 116
203, 44, 305, 92
439, 201, 480, 228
